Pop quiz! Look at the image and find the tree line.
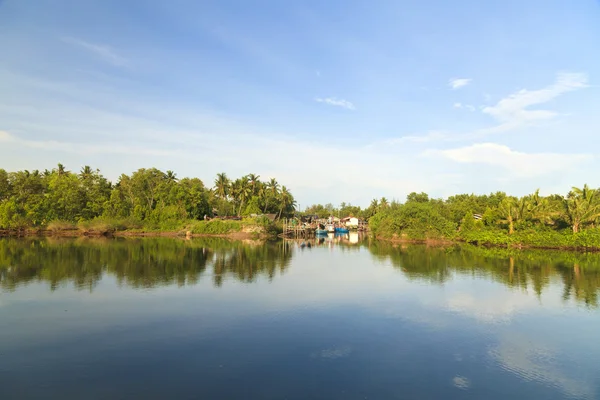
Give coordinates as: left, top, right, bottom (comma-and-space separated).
0, 164, 297, 229
303, 186, 600, 248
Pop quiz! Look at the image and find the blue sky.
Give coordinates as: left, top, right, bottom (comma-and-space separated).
1, 0, 599, 207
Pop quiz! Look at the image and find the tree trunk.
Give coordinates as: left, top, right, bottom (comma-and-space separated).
572, 221, 579, 233
508, 216, 514, 235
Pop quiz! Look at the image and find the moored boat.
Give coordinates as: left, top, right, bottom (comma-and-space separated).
315, 228, 328, 235
335, 227, 349, 234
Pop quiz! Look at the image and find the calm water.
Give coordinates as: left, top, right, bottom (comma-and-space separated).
1, 236, 599, 399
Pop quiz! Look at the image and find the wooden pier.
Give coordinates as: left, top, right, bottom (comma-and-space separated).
281, 218, 315, 238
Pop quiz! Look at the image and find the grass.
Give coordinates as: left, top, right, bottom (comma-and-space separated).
47, 220, 77, 232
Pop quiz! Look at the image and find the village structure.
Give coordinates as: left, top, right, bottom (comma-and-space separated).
281, 215, 367, 238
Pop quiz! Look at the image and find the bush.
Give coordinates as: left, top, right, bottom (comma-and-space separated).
47, 220, 77, 232
190, 220, 243, 234
78, 217, 144, 234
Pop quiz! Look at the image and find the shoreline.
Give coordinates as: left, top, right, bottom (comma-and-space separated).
0, 229, 266, 240
3, 229, 600, 252
376, 235, 600, 252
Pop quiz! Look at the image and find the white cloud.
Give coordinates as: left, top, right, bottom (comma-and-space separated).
0, 131, 177, 157
449, 78, 471, 90
481, 72, 588, 127
428, 143, 591, 177
384, 131, 450, 144
454, 103, 475, 111
315, 97, 355, 110
62, 37, 129, 67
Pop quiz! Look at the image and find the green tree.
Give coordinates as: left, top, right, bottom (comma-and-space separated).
564, 184, 600, 233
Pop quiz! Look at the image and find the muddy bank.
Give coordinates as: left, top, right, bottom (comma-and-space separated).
0, 229, 268, 240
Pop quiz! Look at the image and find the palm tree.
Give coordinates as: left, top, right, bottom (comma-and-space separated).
247, 173, 260, 195
79, 165, 93, 179
263, 178, 279, 213
214, 173, 230, 199
564, 184, 600, 233
497, 197, 519, 234
165, 170, 178, 184
380, 197, 389, 209
277, 186, 296, 219
57, 163, 66, 177
236, 177, 252, 215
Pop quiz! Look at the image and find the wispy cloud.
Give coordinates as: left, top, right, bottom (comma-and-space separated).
315, 97, 355, 110
481, 72, 588, 129
453, 103, 475, 111
427, 142, 591, 177
62, 37, 129, 67
381, 131, 449, 145
0, 130, 176, 156
449, 78, 471, 90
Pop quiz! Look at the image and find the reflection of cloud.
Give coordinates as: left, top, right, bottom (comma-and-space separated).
490, 333, 595, 399
447, 291, 538, 324
452, 376, 470, 389
311, 346, 353, 359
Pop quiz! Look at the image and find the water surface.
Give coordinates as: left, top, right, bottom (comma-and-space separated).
1, 236, 599, 399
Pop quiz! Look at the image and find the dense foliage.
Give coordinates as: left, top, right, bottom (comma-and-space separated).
303, 186, 600, 249
0, 164, 296, 231
366, 187, 600, 249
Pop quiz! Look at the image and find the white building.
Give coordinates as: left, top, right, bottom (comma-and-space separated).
345, 217, 359, 228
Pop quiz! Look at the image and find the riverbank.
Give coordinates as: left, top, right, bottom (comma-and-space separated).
376, 228, 600, 252
0, 228, 268, 240
0, 219, 281, 240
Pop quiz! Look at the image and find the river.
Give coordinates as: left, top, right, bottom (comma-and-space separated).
1, 236, 599, 399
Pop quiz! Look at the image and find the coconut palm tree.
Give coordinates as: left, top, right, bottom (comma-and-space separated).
563, 184, 600, 233
57, 163, 66, 177
165, 170, 178, 184
79, 165, 93, 180
229, 177, 252, 216
497, 197, 519, 234
247, 173, 260, 195
263, 178, 279, 213
214, 173, 230, 199
379, 197, 389, 210
277, 186, 296, 219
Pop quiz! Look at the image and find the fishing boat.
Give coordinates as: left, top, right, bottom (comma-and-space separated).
335, 227, 349, 234
315, 228, 328, 235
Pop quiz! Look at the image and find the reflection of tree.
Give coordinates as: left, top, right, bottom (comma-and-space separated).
368, 242, 600, 308
0, 238, 293, 291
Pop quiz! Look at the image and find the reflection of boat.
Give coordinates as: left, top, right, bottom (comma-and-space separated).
326, 224, 336, 233
335, 227, 349, 234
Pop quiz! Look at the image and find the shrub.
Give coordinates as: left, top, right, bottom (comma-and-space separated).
47, 220, 77, 232
190, 220, 243, 234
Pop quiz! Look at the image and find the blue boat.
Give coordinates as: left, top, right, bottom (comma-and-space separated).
335, 227, 349, 234
315, 229, 328, 235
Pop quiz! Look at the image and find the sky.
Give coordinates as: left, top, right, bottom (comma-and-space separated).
1, 0, 599, 207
